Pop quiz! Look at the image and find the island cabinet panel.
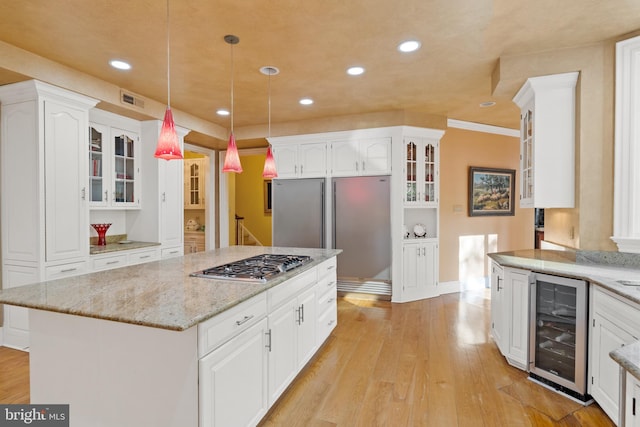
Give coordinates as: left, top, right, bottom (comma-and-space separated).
316, 258, 338, 345
589, 286, 640, 425
199, 318, 269, 427
29, 309, 199, 427
625, 372, 640, 427
490, 261, 507, 354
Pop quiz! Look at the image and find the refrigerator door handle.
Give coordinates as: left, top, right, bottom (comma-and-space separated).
321, 180, 326, 248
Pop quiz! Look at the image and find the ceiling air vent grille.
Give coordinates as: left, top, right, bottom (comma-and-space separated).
120, 90, 145, 109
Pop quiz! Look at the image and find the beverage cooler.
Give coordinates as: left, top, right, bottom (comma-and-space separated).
529, 273, 591, 402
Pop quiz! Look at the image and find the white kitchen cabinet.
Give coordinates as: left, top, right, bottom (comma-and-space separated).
489, 264, 530, 371
402, 240, 438, 301
316, 257, 338, 345
490, 261, 507, 354
129, 120, 189, 258
268, 284, 317, 405
272, 142, 327, 178
589, 286, 640, 425
184, 158, 206, 209
330, 137, 391, 176
403, 137, 438, 206
199, 318, 269, 427
504, 268, 530, 370
512, 72, 579, 208
0, 80, 98, 348
89, 109, 141, 209
625, 373, 640, 427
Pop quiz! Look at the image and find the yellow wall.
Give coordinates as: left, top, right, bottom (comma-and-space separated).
439, 127, 534, 283
235, 154, 273, 246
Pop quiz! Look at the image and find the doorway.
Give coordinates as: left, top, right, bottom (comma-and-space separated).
183, 146, 215, 253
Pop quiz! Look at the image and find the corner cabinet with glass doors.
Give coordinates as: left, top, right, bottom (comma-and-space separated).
400, 131, 443, 302
184, 158, 206, 209
88, 109, 140, 209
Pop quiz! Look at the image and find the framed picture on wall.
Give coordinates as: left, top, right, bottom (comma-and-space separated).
468, 167, 515, 216
264, 180, 272, 214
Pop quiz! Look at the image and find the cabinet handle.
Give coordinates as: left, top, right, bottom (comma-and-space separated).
294, 165, 298, 174
301, 165, 304, 174
106, 260, 120, 265
265, 330, 272, 352
60, 267, 77, 273
81, 187, 86, 200
301, 304, 305, 323
327, 280, 336, 287
328, 319, 336, 326
104, 190, 108, 201
633, 397, 637, 416
296, 306, 302, 325
327, 297, 335, 303
327, 265, 335, 270
235, 315, 254, 326
362, 161, 366, 171
355, 162, 359, 171
416, 247, 420, 256
497, 277, 502, 291
162, 192, 166, 202
422, 247, 426, 256
139, 255, 151, 259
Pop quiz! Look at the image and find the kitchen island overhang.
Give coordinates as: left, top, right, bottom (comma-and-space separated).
0, 246, 341, 427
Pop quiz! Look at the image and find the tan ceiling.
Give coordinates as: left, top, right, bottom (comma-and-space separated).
0, 0, 639, 148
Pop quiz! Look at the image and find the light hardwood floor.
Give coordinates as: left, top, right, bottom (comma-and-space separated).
0, 287, 614, 426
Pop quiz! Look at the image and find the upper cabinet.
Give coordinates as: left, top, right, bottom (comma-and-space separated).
330, 137, 391, 176
184, 158, 206, 209
272, 142, 327, 178
403, 137, 438, 206
89, 109, 141, 209
512, 72, 579, 208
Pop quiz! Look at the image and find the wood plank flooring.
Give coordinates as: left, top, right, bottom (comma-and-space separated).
0, 287, 614, 426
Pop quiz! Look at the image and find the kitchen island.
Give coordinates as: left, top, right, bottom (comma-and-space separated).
0, 246, 341, 427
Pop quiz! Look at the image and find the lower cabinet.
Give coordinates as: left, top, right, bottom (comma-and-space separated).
625, 373, 640, 427
490, 264, 530, 371
402, 240, 438, 300
199, 318, 269, 427
589, 286, 640, 425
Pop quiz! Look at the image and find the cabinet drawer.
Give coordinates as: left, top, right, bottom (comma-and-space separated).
198, 293, 267, 358
45, 261, 87, 280
161, 246, 183, 259
128, 248, 160, 265
317, 284, 337, 313
592, 286, 640, 338
92, 253, 128, 271
318, 304, 337, 344
268, 267, 317, 311
317, 258, 337, 279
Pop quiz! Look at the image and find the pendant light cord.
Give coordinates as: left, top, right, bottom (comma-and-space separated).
268, 71, 271, 138
230, 42, 234, 133
166, 0, 171, 108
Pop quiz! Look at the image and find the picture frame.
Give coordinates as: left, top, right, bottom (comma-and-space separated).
468, 167, 515, 216
264, 180, 272, 214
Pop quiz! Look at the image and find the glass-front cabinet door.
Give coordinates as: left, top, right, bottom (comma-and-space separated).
89, 124, 108, 206
113, 131, 136, 205
404, 137, 438, 206
520, 109, 534, 206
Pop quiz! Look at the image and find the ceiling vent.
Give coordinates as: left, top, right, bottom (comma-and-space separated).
120, 90, 145, 109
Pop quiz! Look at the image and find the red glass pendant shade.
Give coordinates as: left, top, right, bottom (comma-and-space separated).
262, 146, 278, 178
223, 132, 243, 173
154, 107, 183, 160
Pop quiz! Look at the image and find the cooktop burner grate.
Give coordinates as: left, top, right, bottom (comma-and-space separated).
190, 254, 312, 283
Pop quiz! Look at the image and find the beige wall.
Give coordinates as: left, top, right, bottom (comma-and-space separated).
235, 154, 273, 246
439, 128, 534, 284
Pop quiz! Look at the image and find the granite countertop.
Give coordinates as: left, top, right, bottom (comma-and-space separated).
0, 246, 342, 331
488, 249, 640, 305
89, 240, 161, 255
611, 341, 640, 382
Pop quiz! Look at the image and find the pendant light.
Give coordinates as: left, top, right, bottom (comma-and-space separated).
261, 66, 279, 178
222, 34, 242, 173
154, 0, 183, 160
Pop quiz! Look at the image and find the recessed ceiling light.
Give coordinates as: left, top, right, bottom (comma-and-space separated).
109, 59, 131, 70
299, 98, 314, 106
479, 101, 496, 108
217, 109, 230, 116
347, 66, 365, 76
398, 40, 421, 53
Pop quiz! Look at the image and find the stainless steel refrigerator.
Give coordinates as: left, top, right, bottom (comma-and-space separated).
272, 175, 391, 297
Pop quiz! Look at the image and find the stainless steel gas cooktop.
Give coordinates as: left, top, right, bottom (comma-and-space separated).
190, 254, 312, 283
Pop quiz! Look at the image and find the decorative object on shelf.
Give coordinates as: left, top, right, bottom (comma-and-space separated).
403, 225, 410, 238
413, 223, 427, 238
91, 223, 112, 246
261, 65, 280, 178
468, 166, 515, 217
154, 0, 183, 161
185, 218, 200, 231
222, 34, 243, 173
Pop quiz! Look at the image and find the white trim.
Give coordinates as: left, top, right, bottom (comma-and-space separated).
447, 119, 519, 137
184, 143, 216, 251
438, 281, 461, 294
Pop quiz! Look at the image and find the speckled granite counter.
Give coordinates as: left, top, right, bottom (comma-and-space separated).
89, 240, 160, 255
0, 246, 341, 331
611, 341, 640, 381
488, 249, 640, 305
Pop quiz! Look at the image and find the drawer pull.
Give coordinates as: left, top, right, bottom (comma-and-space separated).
139, 255, 151, 259
60, 267, 77, 273
328, 319, 336, 326
327, 297, 335, 303
327, 265, 335, 270
327, 280, 336, 287
235, 315, 254, 326
107, 260, 120, 265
